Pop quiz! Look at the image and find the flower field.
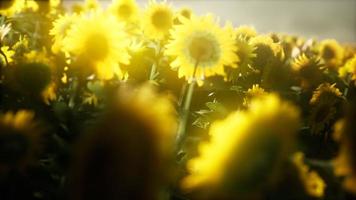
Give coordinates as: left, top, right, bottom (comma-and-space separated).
0, 0, 355, 200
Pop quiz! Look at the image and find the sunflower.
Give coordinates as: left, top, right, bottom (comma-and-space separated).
63, 13, 131, 80
0, 110, 43, 172
291, 54, 324, 90
309, 83, 343, 134
333, 119, 356, 194
70, 84, 177, 200
292, 152, 326, 197
318, 39, 344, 70
0, 46, 15, 65
243, 84, 267, 107
249, 35, 284, 70
50, 13, 78, 54
226, 35, 257, 81
173, 7, 192, 25
235, 25, 257, 40
41, 82, 57, 105
182, 94, 300, 198
0, 0, 39, 16
165, 14, 239, 86
142, 0, 174, 40
338, 55, 356, 84
109, 0, 139, 23
84, 0, 100, 11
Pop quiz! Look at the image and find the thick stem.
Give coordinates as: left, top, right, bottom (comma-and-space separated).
176, 60, 199, 146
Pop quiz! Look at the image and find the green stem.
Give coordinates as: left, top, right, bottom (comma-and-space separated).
176, 61, 199, 146
149, 63, 157, 81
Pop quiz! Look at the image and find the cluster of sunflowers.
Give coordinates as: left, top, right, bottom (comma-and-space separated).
0, 0, 355, 199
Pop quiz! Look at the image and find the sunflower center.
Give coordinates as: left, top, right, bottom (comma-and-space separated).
188, 35, 219, 65
117, 4, 133, 19
85, 32, 110, 60
151, 10, 172, 30
322, 45, 335, 60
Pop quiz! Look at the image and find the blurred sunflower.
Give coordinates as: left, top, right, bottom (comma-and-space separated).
166, 14, 239, 86
333, 118, 356, 194
292, 152, 326, 198
309, 83, 343, 135
243, 84, 267, 107
50, 13, 78, 54
226, 35, 257, 81
70, 84, 177, 200
338, 55, 356, 84
235, 25, 257, 40
182, 94, 300, 198
0, 110, 43, 172
0, 46, 15, 65
0, 0, 39, 16
63, 13, 131, 80
291, 54, 324, 90
84, 0, 100, 11
318, 39, 344, 70
143, 0, 174, 40
173, 7, 192, 25
249, 35, 284, 70
109, 0, 139, 23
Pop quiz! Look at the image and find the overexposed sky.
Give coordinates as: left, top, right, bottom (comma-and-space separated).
64, 0, 356, 43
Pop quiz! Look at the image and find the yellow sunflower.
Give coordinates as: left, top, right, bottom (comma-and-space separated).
235, 25, 257, 40
292, 152, 326, 198
309, 83, 343, 134
0, 0, 39, 16
243, 84, 267, 107
50, 13, 78, 54
226, 35, 257, 81
63, 13, 131, 80
338, 55, 356, 84
108, 0, 139, 23
173, 7, 193, 25
333, 119, 356, 194
182, 94, 300, 198
142, 0, 174, 40
291, 54, 324, 90
249, 35, 284, 70
71, 84, 177, 200
0, 46, 15, 65
0, 110, 43, 171
318, 39, 344, 70
165, 14, 239, 86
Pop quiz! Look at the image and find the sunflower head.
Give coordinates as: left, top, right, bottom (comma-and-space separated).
310, 83, 343, 105
338, 55, 356, 84
291, 54, 324, 89
143, 0, 174, 40
166, 14, 238, 85
235, 25, 257, 40
182, 94, 300, 198
292, 152, 326, 198
243, 84, 267, 107
70, 84, 177, 200
50, 13, 78, 54
173, 7, 192, 25
63, 13, 131, 80
0, 110, 43, 172
225, 36, 257, 81
249, 35, 285, 70
308, 83, 343, 134
109, 0, 139, 23
318, 39, 344, 70
333, 116, 356, 194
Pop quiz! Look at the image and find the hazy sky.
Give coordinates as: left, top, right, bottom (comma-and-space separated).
65, 0, 356, 43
